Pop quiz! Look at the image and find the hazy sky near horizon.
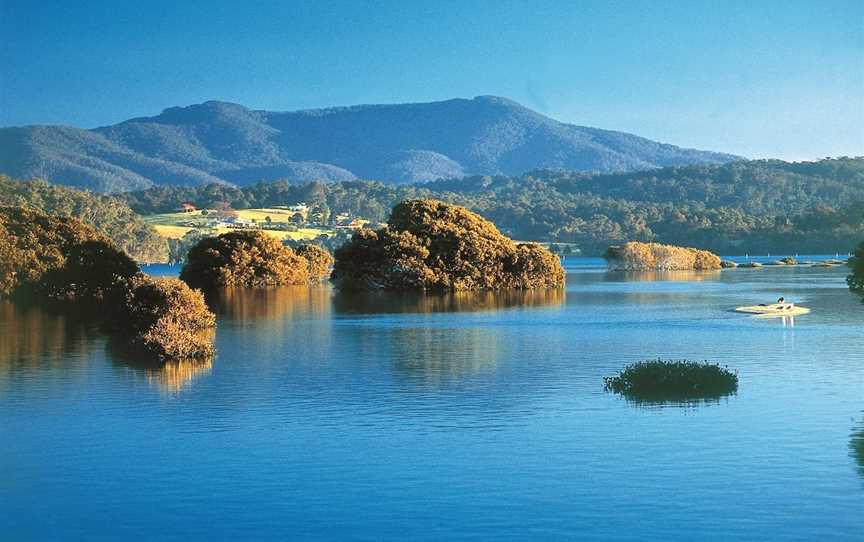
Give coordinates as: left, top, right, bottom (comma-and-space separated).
1, 0, 861, 161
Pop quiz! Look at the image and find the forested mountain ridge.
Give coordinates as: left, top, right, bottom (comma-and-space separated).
117, 157, 864, 255
0, 96, 739, 193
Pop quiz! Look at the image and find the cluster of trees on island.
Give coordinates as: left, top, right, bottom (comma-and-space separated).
0, 200, 564, 365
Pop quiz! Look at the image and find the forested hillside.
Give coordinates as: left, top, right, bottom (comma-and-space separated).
117, 157, 864, 255
0, 176, 168, 262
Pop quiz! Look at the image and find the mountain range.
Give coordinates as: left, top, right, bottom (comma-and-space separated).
0, 96, 741, 193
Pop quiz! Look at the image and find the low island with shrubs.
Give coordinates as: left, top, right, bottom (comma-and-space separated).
180, 230, 333, 291
604, 242, 722, 271
330, 199, 565, 291
0, 205, 216, 362
604, 359, 738, 402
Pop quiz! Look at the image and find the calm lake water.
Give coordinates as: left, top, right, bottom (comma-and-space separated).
1, 258, 862, 540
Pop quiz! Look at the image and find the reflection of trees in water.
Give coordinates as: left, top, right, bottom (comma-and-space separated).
208, 286, 331, 321
0, 301, 98, 371
851, 415, 864, 479
333, 288, 565, 315
604, 270, 722, 282
145, 358, 214, 393
389, 327, 502, 384
107, 335, 215, 394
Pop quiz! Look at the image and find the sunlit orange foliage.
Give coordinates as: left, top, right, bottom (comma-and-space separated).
180, 231, 311, 290
332, 199, 565, 291
604, 241, 721, 271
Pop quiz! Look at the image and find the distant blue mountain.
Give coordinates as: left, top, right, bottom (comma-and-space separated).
0, 96, 741, 193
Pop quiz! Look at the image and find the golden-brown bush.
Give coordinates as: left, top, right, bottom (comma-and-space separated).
604, 241, 721, 271
295, 244, 334, 283
0, 206, 138, 302
0, 206, 216, 362
117, 277, 216, 361
180, 231, 311, 290
331, 199, 565, 291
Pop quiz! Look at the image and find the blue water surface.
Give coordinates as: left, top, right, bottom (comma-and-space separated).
0, 258, 861, 541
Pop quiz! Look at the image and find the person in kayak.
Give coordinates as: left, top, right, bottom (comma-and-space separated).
776, 297, 794, 310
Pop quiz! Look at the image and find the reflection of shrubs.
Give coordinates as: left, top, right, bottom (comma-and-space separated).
848, 243, 863, 293
116, 277, 216, 361
851, 419, 864, 478
333, 288, 565, 315
295, 244, 334, 283
180, 231, 317, 290
331, 199, 565, 291
604, 242, 721, 271
604, 359, 738, 402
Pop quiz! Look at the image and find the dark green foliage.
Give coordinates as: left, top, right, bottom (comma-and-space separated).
38, 240, 139, 304
848, 242, 864, 293
332, 199, 565, 291
0, 175, 168, 262
0, 96, 736, 192
117, 158, 864, 255
604, 359, 738, 403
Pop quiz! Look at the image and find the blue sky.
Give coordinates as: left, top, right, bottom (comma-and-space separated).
1, 0, 861, 160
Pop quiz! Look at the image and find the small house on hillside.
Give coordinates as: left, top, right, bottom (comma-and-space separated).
178, 202, 197, 213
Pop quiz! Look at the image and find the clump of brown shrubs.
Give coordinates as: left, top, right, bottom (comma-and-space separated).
604, 241, 721, 271
116, 277, 215, 361
0, 206, 216, 361
331, 199, 565, 291
295, 244, 334, 283
180, 231, 332, 290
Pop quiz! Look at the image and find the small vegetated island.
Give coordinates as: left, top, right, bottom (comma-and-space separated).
0, 206, 215, 361
330, 199, 565, 291
604, 359, 738, 403
604, 241, 721, 271
179, 230, 333, 290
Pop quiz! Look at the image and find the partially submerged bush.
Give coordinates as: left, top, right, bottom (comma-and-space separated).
604, 242, 721, 271
604, 359, 738, 402
116, 277, 216, 361
180, 231, 313, 290
848, 242, 864, 293
331, 199, 565, 291
0, 206, 217, 362
295, 244, 334, 283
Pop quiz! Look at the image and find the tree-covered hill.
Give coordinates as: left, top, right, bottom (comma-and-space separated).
116, 157, 864, 256
0, 175, 168, 262
0, 96, 738, 192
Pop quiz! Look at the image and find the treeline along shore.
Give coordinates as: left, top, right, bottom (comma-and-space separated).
2, 158, 862, 263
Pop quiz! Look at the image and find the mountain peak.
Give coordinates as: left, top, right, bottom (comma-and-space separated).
0, 96, 741, 193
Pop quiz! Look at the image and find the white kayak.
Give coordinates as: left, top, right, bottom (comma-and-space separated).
735, 303, 810, 317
